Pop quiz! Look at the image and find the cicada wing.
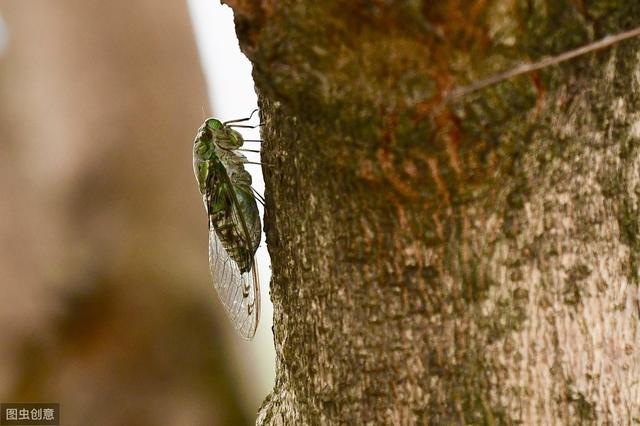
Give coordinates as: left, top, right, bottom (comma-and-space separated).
208, 216, 260, 339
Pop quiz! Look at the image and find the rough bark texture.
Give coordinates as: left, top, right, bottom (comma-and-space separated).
226, 1, 640, 424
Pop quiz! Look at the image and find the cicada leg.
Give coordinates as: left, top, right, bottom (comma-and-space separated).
223, 109, 258, 125
228, 123, 264, 129
244, 161, 272, 167
250, 187, 266, 206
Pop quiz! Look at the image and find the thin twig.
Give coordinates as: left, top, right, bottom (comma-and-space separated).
445, 26, 640, 103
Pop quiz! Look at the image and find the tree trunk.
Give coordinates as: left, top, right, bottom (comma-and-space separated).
226, 1, 640, 424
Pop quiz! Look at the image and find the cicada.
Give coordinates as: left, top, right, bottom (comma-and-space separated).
193, 113, 263, 339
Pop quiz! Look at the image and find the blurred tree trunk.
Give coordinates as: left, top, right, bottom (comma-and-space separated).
226, 1, 640, 424
0, 1, 253, 424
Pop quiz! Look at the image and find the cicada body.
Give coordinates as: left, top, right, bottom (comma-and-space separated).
193, 117, 261, 339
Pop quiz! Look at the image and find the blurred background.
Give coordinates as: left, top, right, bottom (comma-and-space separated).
0, 0, 275, 424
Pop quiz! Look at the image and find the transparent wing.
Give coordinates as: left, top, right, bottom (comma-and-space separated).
208, 213, 260, 340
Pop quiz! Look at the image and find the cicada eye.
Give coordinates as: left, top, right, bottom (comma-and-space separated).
206, 118, 223, 130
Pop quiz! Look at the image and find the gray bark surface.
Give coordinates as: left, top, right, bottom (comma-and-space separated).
225, 1, 640, 424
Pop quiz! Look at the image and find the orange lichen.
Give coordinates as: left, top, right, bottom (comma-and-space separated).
432, 211, 445, 242
377, 148, 421, 201
403, 158, 419, 179
439, 111, 465, 179
530, 71, 546, 115
358, 159, 380, 183
387, 192, 408, 229
423, 154, 452, 209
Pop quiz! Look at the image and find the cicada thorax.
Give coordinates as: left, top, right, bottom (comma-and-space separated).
193, 120, 248, 188
193, 121, 218, 196
204, 117, 245, 149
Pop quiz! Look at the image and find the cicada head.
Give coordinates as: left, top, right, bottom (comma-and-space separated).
193, 121, 215, 160
193, 120, 222, 196
202, 118, 244, 150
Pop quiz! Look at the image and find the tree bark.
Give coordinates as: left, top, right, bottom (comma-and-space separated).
226, 1, 640, 424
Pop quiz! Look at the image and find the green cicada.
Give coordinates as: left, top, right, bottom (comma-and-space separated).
193, 112, 263, 339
